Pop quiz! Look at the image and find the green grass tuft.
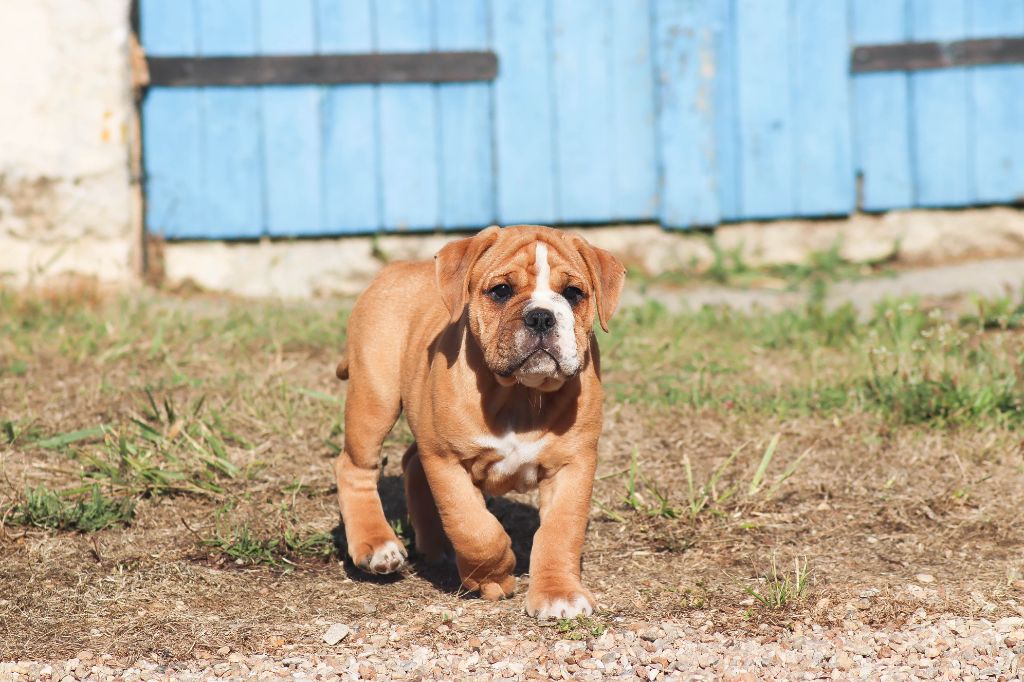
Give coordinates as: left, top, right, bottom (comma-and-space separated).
6, 485, 135, 532
201, 524, 336, 568
744, 556, 811, 610
600, 437, 808, 524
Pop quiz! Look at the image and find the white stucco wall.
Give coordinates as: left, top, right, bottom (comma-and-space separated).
0, 0, 136, 287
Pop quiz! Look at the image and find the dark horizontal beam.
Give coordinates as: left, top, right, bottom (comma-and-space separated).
146, 51, 498, 86
852, 37, 1024, 73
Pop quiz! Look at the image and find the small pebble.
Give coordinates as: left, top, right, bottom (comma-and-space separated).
323, 623, 350, 645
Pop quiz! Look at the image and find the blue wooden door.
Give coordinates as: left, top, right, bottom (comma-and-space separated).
852, 0, 1024, 211
141, 0, 1024, 238
654, 0, 1024, 227
140, 0, 659, 239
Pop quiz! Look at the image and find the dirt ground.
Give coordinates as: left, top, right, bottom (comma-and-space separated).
2, 264, 1024, 667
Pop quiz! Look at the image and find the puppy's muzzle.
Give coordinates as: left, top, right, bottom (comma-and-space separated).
524, 308, 556, 336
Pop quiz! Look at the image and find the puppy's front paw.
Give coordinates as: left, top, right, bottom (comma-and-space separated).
457, 543, 517, 600
475, 574, 517, 601
525, 581, 595, 619
352, 539, 408, 575
460, 567, 517, 600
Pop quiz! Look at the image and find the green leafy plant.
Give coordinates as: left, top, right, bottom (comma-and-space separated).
556, 615, 607, 640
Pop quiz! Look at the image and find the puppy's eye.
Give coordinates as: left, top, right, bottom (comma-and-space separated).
563, 286, 585, 306
487, 283, 514, 303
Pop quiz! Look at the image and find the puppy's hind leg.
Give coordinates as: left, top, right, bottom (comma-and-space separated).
335, 365, 406, 575
402, 444, 450, 563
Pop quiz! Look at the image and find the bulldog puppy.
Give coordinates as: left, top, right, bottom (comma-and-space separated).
333, 224, 625, 619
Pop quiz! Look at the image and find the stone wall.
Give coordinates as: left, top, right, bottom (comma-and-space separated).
161, 207, 1024, 299
0, 0, 137, 287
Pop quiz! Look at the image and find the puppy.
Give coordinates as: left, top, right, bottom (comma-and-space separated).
333, 224, 625, 618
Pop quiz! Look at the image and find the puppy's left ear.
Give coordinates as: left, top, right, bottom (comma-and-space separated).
573, 237, 626, 333
435, 225, 502, 324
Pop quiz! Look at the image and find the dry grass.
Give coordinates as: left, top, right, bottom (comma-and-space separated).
2, 285, 1023, 660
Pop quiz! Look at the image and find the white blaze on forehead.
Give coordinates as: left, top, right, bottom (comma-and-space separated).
523, 242, 580, 374
534, 243, 553, 294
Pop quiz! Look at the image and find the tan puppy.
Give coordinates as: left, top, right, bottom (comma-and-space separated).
333, 225, 625, 619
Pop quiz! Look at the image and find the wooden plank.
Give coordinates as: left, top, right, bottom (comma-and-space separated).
139, 0, 204, 238
491, 0, 557, 224
851, 0, 913, 211
375, 0, 440, 231
735, 0, 793, 218
609, 0, 658, 221
147, 52, 498, 86
318, 0, 381, 233
196, 0, 263, 239
552, 0, 613, 223
852, 41, 947, 73
909, 0, 971, 207
435, 0, 495, 230
654, 0, 720, 228
969, 1, 1024, 204
258, 0, 322, 236
791, 0, 853, 216
852, 37, 1024, 73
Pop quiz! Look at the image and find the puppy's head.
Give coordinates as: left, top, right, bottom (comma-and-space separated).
435, 225, 625, 391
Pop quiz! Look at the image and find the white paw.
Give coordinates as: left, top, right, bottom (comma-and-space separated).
361, 541, 407, 575
526, 593, 594, 620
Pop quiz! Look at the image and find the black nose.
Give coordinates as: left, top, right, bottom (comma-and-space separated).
524, 308, 556, 334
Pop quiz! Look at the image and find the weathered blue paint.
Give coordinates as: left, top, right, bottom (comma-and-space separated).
909, 0, 972, 207
197, 0, 263, 239
712, 0, 740, 222
258, 0, 322, 236
140, 0, 204, 239
318, 0, 382, 233
851, 0, 914, 211
141, 0, 1024, 238
791, 0, 853, 216
654, 0, 720, 227
491, 0, 557, 225
375, 0, 440, 231
609, 0, 659, 221
435, 0, 495, 230
552, 0, 613, 223
969, 0, 1024, 204
736, 0, 795, 219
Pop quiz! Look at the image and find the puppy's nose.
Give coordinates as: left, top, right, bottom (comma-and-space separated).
524, 308, 556, 334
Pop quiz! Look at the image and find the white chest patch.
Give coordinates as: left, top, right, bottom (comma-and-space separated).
474, 432, 545, 490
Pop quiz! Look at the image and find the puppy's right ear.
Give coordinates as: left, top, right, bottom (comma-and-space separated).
435, 225, 501, 324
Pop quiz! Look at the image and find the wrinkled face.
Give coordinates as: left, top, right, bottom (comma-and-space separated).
468, 238, 597, 390
435, 225, 625, 392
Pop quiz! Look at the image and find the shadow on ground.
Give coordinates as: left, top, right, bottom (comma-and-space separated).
332, 474, 541, 594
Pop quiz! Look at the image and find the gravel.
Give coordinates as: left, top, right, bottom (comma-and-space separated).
4, 615, 1023, 681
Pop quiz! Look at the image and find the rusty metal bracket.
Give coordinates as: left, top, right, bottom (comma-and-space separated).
852, 37, 1024, 73
146, 51, 498, 87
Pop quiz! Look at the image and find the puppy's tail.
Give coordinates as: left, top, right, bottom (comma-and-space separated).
335, 352, 349, 381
